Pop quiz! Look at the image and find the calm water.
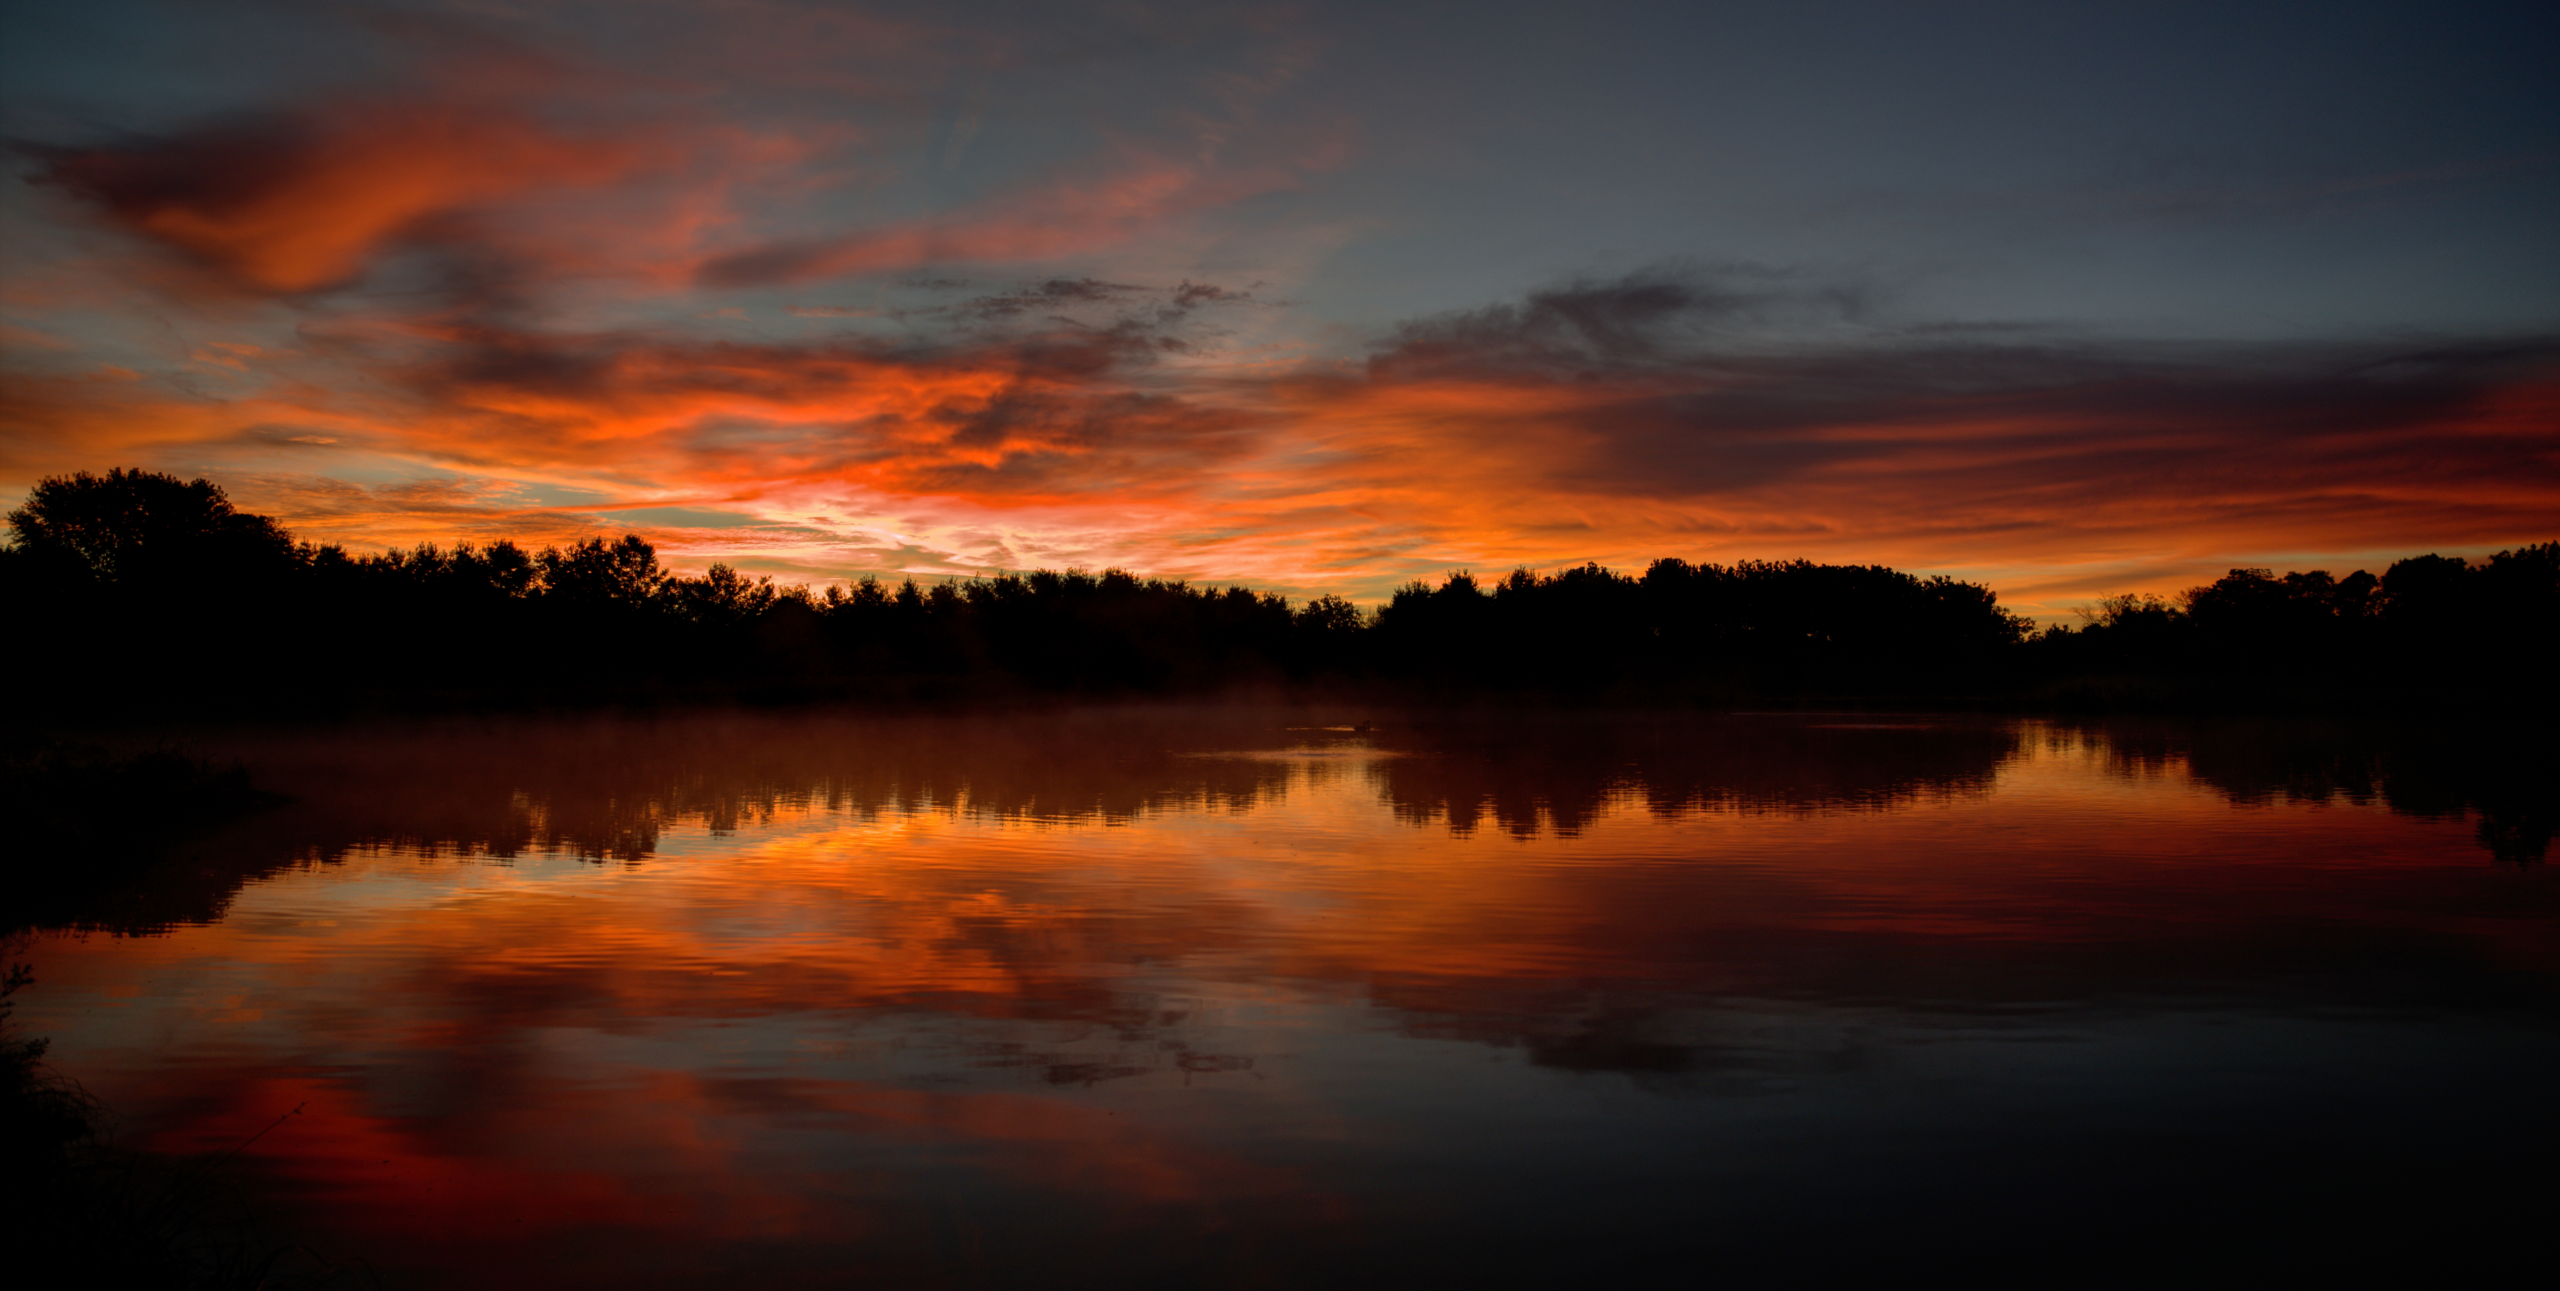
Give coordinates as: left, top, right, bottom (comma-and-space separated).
17, 711, 2558, 1285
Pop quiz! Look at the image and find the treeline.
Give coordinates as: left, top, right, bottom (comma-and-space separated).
2033, 550, 2559, 708
2, 468, 2553, 712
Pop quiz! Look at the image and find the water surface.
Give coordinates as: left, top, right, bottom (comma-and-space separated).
18, 712, 2557, 1284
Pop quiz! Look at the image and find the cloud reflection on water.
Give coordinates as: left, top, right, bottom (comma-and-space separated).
15, 710, 2557, 1284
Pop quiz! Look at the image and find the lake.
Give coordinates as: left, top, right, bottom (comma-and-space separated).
13, 709, 2556, 1286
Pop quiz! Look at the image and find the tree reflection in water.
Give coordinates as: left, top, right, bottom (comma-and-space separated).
6, 709, 2553, 1285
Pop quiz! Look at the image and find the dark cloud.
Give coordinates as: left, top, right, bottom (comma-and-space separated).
692, 238, 845, 291
26, 97, 651, 297
1171, 280, 1249, 310
1350, 268, 2560, 503
956, 277, 1142, 318
839, 277, 1255, 363
1370, 266, 1865, 381
33, 112, 320, 231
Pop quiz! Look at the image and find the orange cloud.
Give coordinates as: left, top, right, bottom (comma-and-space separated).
16, 130, 2558, 623
695, 157, 1290, 289
40, 101, 657, 295
1198, 275, 2560, 611
35, 66, 1307, 309
8, 294, 2553, 615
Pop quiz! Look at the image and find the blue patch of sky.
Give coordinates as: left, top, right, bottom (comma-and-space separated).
595, 506, 772, 530
6, 0, 2554, 342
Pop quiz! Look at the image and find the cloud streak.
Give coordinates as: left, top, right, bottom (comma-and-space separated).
10, 262, 2552, 615
35, 100, 658, 295
695, 159, 1296, 289
5, 6, 2552, 616
1256, 272, 2559, 605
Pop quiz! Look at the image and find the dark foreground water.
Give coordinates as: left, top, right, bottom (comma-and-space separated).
15, 711, 2557, 1285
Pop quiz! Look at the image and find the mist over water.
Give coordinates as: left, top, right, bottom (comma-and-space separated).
15, 711, 2556, 1285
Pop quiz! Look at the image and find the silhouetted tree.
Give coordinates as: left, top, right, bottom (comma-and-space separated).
668, 563, 779, 628
2180, 566, 2378, 667
7, 467, 2551, 714
3, 469, 308, 705
5, 469, 293, 587
538, 534, 668, 608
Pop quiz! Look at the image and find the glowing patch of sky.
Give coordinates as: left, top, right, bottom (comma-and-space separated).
2, 0, 2553, 618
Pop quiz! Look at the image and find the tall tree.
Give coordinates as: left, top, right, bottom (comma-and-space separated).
5, 469, 294, 585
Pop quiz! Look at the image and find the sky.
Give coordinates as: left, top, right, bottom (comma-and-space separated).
2, 0, 2554, 618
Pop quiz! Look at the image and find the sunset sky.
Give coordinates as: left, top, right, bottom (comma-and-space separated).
3, 0, 2553, 618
